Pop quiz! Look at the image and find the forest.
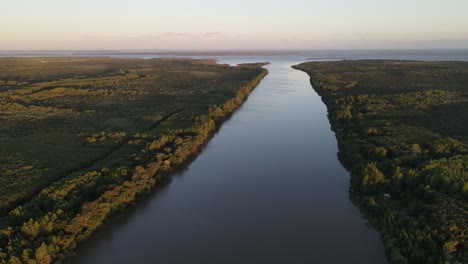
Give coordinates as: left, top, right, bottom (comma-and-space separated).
0, 57, 267, 263
293, 60, 467, 264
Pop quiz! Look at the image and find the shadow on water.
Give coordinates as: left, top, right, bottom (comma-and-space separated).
301, 69, 383, 236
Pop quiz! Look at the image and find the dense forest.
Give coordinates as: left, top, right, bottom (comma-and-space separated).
293, 60, 467, 264
0, 57, 267, 263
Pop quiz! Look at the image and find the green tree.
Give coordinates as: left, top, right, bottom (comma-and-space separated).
360, 162, 386, 193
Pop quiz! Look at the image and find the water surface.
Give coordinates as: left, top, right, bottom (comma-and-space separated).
68, 56, 389, 263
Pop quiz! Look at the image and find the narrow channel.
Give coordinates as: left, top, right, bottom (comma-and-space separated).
68, 57, 388, 264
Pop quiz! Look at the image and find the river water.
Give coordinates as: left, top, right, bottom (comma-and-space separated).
65, 55, 390, 264
63, 51, 468, 263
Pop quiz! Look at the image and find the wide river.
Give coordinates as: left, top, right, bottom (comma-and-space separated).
65, 55, 389, 264
65, 51, 468, 264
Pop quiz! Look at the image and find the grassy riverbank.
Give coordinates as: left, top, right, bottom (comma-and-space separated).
0, 57, 267, 263
294, 60, 467, 264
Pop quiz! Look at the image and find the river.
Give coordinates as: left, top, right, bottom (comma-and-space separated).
63, 50, 468, 263
66, 55, 392, 264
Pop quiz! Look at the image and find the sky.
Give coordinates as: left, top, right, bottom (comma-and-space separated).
1, 0, 468, 50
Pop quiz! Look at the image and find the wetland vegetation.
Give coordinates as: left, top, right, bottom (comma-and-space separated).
294, 60, 468, 264
1, 56, 467, 264
0, 57, 267, 263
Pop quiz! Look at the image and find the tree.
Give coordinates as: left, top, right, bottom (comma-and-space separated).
411, 144, 422, 155
35, 243, 52, 264
360, 162, 386, 193
371, 147, 387, 159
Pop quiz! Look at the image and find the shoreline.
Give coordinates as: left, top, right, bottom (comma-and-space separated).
0, 59, 268, 263
293, 60, 468, 264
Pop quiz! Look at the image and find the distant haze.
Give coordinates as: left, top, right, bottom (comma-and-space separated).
2, 0, 468, 50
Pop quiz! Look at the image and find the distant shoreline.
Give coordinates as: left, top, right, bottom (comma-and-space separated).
0, 50, 303, 57
2, 49, 468, 57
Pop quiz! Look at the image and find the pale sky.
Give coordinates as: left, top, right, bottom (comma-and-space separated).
1, 0, 468, 50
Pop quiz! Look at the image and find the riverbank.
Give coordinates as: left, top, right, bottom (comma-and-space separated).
0, 58, 267, 263
293, 60, 468, 264
66, 57, 388, 264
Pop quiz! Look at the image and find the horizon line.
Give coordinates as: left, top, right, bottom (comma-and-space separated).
2, 48, 468, 52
